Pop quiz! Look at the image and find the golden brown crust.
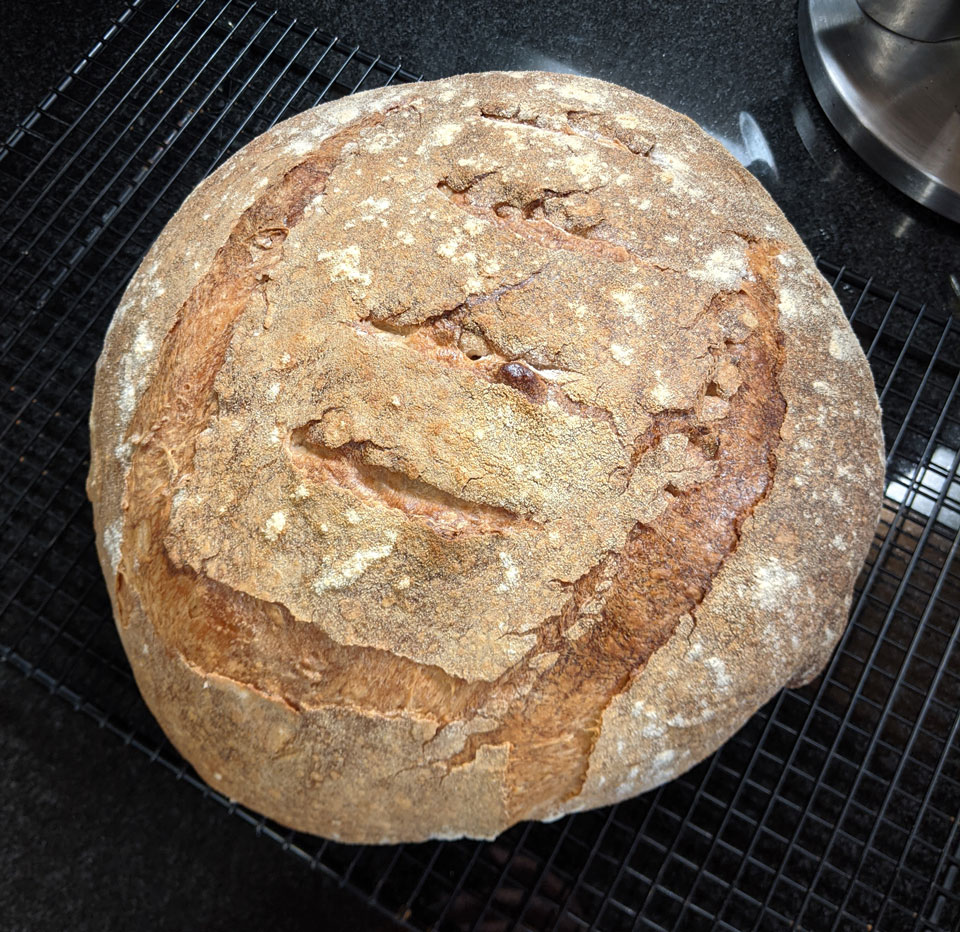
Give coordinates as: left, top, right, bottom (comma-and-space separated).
87, 71, 885, 842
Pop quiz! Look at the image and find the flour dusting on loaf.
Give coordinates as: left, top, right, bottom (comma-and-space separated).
87, 72, 884, 843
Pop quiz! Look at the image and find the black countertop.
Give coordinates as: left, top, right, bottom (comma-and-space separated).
1, 1, 957, 930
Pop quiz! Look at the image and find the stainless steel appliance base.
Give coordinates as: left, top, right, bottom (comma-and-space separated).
799, 0, 960, 222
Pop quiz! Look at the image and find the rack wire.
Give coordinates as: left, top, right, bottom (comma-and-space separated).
1, 1, 958, 929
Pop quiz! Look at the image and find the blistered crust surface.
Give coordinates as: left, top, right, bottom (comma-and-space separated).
88, 71, 884, 842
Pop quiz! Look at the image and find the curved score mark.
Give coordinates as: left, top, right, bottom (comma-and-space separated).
440, 244, 787, 819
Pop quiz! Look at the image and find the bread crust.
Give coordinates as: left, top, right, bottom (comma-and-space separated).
87, 71, 884, 842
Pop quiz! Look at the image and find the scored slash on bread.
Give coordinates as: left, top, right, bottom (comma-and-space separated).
87, 71, 884, 843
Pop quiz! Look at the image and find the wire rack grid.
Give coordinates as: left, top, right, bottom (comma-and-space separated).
1, 1, 958, 930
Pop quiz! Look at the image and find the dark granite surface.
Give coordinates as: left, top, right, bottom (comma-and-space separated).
1, 0, 958, 929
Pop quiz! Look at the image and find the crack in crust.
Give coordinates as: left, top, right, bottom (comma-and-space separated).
286, 429, 534, 538
354, 292, 624, 441
479, 103, 656, 156
437, 177, 631, 262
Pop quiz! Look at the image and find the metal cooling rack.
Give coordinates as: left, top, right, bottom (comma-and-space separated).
1, 1, 958, 929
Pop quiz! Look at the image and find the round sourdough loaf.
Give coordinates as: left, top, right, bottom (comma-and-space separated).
87, 71, 885, 843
